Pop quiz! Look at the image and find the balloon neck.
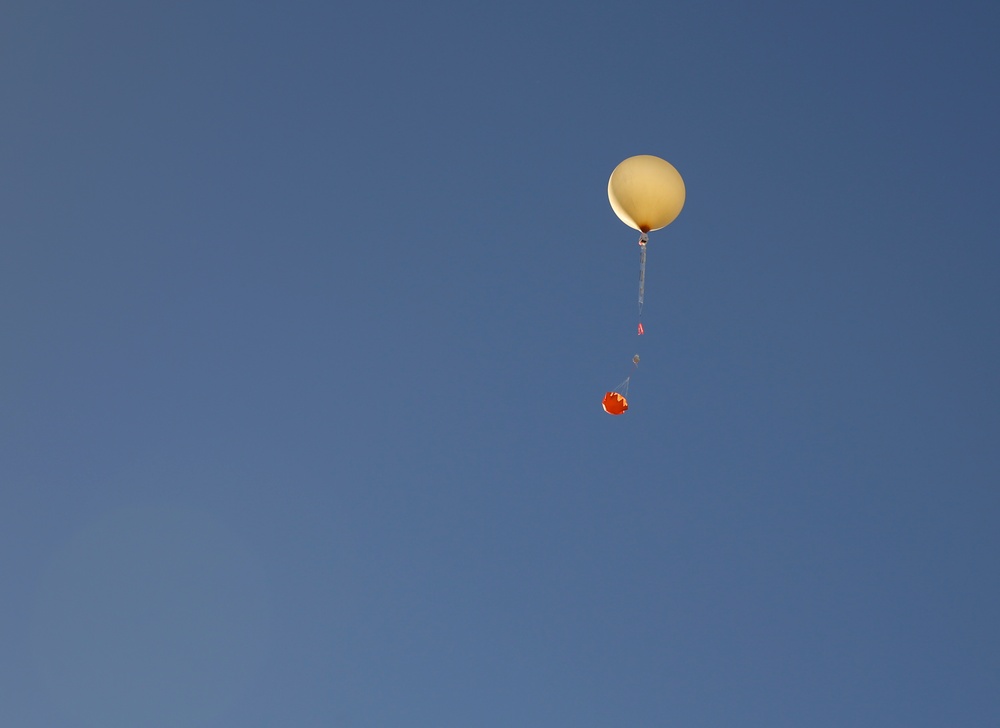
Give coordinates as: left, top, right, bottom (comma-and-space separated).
639, 233, 648, 246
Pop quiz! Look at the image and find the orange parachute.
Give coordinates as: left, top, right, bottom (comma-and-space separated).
602, 391, 628, 416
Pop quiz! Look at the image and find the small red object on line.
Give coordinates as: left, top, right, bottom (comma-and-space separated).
637, 322, 644, 335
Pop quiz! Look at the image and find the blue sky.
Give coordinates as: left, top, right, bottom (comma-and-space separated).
3, 1, 999, 726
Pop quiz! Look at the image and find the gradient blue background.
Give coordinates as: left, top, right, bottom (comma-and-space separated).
3, 1, 998, 726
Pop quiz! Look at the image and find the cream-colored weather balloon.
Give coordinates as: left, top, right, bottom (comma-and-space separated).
608, 155, 686, 233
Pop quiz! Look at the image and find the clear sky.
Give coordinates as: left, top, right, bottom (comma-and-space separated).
3, 1, 999, 726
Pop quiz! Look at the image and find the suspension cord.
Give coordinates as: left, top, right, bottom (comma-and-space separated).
638, 232, 648, 332
638, 233, 647, 311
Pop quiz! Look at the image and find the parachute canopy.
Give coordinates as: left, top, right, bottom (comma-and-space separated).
602, 391, 628, 416
608, 155, 686, 233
